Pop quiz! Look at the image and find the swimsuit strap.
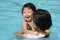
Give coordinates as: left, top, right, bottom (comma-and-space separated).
27, 22, 32, 30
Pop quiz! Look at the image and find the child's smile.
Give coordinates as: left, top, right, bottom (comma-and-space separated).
26, 16, 30, 19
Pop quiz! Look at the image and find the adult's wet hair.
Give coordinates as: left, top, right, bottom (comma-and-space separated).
33, 9, 52, 31
22, 3, 36, 14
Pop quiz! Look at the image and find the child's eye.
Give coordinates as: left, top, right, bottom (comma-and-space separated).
23, 12, 26, 14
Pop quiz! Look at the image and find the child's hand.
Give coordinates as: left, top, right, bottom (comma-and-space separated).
33, 31, 39, 35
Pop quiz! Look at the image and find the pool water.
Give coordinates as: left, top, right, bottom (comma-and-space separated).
0, 0, 60, 40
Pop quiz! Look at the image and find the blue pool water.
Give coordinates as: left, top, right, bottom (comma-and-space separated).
0, 0, 60, 40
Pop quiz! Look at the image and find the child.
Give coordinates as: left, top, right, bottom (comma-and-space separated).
33, 9, 52, 38
15, 3, 39, 38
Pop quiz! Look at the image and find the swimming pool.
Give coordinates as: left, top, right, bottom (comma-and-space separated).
0, 0, 60, 40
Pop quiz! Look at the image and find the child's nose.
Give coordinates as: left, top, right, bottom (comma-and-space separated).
26, 13, 29, 15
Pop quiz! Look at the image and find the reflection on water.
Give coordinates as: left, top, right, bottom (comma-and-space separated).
0, 0, 60, 40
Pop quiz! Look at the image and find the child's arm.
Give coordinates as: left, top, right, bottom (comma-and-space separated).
22, 21, 38, 35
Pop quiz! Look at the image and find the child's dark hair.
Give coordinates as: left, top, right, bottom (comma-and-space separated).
22, 3, 36, 14
33, 9, 52, 31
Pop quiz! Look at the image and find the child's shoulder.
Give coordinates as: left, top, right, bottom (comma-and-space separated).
22, 20, 27, 28
22, 20, 27, 25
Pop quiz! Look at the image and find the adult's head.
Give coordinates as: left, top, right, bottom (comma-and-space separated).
33, 9, 52, 31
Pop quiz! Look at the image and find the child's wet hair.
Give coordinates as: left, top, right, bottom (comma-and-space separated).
33, 9, 52, 31
22, 3, 36, 14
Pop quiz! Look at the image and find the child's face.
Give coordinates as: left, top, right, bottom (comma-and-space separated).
23, 7, 33, 22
